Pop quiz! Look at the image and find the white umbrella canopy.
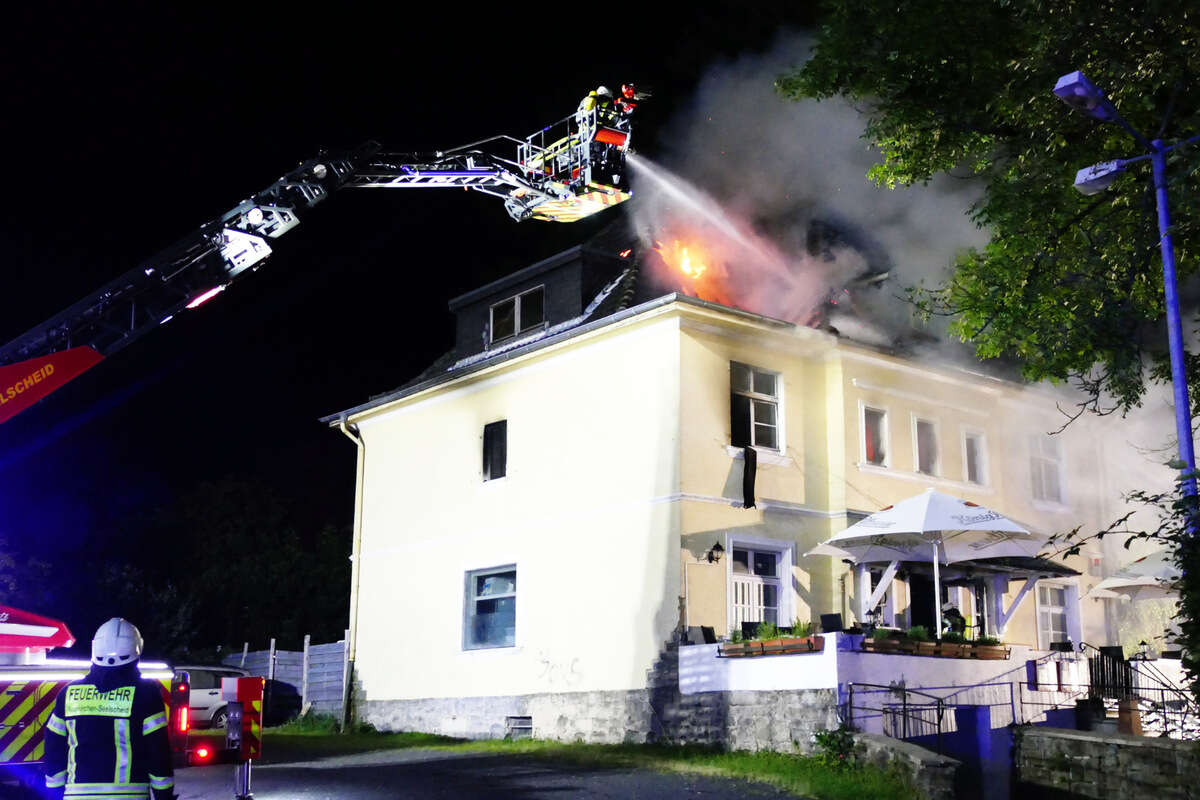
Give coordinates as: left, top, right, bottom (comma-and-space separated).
1085, 549, 1179, 601
806, 488, 1045, 634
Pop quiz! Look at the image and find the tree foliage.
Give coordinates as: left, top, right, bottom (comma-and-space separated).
779, 0, 1200, 415
90, 476, 350, 662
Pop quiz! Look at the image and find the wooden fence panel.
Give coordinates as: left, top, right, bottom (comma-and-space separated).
224, 637, 346, 719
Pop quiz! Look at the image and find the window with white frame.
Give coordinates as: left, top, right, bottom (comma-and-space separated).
730, 547, 780, 632
490, 286, 545, 343
1036, 583, 1069, 648
915, 418, 938, 475
1030, 434, 1065, 503
730, 362, 779, 450
863, 406, 888, 466
464, 566, 516, 649
964, 431, 987, 485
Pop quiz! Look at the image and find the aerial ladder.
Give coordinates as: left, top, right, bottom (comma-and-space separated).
0, 103, 636, 425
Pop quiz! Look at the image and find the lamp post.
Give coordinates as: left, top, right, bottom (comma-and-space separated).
1053, 71, 1199, 505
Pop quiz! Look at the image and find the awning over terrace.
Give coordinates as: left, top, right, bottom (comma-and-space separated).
851, 556, 1079, 637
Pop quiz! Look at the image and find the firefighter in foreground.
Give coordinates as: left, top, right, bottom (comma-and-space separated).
43, 618, 176, 800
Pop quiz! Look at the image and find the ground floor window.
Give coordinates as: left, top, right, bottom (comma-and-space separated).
1036, 583, 1069, 649
464, 566, 516, 649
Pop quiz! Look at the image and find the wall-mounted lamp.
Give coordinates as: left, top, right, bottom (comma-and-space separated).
1138, 640, 1150, 660
706, 542, 725, 564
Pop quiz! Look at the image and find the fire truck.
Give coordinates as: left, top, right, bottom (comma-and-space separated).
0, 606, 190, 795
0, 99, 636, 427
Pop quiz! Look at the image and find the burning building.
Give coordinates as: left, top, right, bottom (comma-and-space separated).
322, 235, 1167, 748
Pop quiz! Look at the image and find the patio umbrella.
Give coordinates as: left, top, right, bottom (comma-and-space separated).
807, 488, 1042, 635
1085, 549, 1179, 602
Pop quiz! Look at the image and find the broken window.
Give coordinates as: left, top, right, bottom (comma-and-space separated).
489, 286, 546, 344
483, 420, 507, 481
916, 419, 938, 475
730, 362, 779, 450
465, 566, 516, 649
964, 432, 987, 484
1030, 434, 1064, 503
863, 407, 887, 466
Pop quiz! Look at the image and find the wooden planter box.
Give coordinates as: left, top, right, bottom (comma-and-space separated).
862, 638, 901, 653
719, 636, 825, 657
972, 644, 1010, 660
761, 636, 825, 654
936, 642, 971, 658
914, 641, 937, 656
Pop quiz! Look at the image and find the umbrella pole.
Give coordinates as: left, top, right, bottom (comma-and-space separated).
932, 541, 943, 639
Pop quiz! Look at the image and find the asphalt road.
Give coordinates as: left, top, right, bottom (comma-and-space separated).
174, 748, 801, 799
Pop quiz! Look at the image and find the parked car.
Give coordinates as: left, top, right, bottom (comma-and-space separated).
173, 665, 249, 728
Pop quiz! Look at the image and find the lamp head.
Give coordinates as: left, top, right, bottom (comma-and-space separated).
1054, 71, 1119, 122
707, 542, 725, 564
1073, 160, 1126, 194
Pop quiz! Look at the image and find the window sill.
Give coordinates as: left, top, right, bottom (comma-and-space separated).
461, 644, 522, 655
1030, 499, 1071, 514
854, 462, 995, 494
489, 323, 549, 348
726, 445, 792, 467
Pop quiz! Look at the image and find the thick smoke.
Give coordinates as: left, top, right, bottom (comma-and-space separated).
630, 32, 989, 343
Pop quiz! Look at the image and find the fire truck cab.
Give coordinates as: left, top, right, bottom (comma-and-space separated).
0, 606, 189, 796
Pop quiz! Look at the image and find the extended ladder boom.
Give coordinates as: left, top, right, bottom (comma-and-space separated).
0, 101, 637, 423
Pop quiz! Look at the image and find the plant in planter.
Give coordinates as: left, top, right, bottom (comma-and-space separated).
904, 625, 937, 655
973, 635, 1009, 660
753, 621, 826, 654
937, 631, 970, 657
719, 626, 750, 656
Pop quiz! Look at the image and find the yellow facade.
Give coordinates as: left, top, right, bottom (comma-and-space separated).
340, 295, 1168, 706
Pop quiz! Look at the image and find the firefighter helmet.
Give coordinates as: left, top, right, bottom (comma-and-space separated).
92, 617, 143, 666
596, 85, 612, 97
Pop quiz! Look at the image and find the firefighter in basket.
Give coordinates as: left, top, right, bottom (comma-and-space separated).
44, 618, 176, 800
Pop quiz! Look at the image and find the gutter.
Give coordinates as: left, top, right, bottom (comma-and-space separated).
336, 415, 365, 730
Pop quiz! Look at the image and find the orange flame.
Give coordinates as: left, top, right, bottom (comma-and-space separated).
653, 240, 707, 279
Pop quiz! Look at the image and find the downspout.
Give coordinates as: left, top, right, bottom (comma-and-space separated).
337, 415, 365, 731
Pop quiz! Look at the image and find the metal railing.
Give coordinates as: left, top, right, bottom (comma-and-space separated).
845, 683, 948, 753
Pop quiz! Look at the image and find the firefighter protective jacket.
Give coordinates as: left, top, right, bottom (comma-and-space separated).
43, 662, 175, 800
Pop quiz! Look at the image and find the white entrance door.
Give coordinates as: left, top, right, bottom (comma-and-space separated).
731, 548, 780, 633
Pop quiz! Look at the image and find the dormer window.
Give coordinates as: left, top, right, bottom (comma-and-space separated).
490, 287, 545, 343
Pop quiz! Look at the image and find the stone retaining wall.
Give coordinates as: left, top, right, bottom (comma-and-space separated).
361, 686, 839, 750
1015, 726, 1200, 799
855, 733, 958, 800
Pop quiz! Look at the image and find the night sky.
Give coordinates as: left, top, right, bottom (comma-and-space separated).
0, 7, 818, 621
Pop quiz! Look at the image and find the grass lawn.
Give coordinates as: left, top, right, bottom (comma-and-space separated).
247, 718, 917, 800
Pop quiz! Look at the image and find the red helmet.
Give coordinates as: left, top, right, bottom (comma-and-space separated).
622, 84, 636, 98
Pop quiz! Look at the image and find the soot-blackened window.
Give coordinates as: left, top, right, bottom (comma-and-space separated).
483, 420, 507, 481
730, 362, 779, 450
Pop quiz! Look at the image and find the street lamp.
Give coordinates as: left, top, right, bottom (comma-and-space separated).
1053, 70, 1199, 504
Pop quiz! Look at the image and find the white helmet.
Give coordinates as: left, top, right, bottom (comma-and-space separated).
92, 618, 143, 666
596, 85, 611, 97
